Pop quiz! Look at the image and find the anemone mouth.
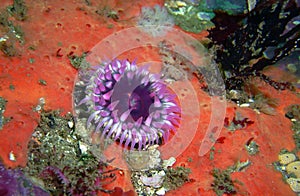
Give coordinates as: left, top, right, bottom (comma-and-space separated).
78, 59, 181, 150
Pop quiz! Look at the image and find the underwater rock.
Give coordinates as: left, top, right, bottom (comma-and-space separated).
125, 145, 162, 171
137, 5, 174, 37
165, 0, 215, 33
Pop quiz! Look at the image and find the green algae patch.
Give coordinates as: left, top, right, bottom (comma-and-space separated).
68, 52, 90, 69
211, 160, 251, 196
23, 110, 117, 195
0, 97, 9, 130
285, 104, 300, 151
286, 104, 300, 121
7, 0, 27, 21
163, 166, 191, 191
292, 121, 300, 150
211, 168, 236, 196
164, 1, 214, 33
245, 139, 259, 155
0, 0, 26, 56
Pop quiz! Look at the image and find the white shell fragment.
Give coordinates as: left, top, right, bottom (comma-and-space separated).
239, 103, 250, 108
79, 141, 88, 154
140, 170, 166, 188
162, 157, 176, 168
9, 151, 16, 161
68, 121, 74, 129
34, 97, 46, 111
156, 187, 166, 195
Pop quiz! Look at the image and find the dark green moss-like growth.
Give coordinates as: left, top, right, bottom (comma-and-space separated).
245, 140, 259, 155
24, 110, 117, 195
95, 5, 119, 21
0, 22, 24, 56
286, 104, 300, 121
0, 1, 26, 56
0, 97, 8, 130
285, 104, 300, 150
0, 41, 17, 56
211, 168, 236, 196
0, 9, 10, 27
291, 121, 300, 150
68, 52, 90, 69
163, 166, 191, 191
7, 0, 27, 21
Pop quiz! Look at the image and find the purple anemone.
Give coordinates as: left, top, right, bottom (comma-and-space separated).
0, 162, 49, 196
79, 59, 180, 150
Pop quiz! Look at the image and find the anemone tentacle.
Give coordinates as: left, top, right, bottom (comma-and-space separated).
80, 59, 180, 150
